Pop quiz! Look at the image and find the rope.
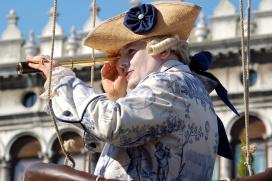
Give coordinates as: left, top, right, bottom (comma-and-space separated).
90, 0, 97, 87
239, 0, 253, 176
86, 0, 98, 173
47, 0, 75, 168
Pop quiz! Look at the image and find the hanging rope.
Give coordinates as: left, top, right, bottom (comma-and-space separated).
86, 0, 98, 174
90, 0, 97, 87
47, 0, 75, 168
239, 0, 253, 176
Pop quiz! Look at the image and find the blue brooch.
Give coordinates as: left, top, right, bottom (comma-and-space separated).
124, 4, 158, 34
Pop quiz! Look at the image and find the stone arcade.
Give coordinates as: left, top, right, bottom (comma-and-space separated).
0, 0, 272, 180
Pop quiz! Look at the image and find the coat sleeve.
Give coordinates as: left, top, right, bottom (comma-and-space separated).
50, 71, 189, 147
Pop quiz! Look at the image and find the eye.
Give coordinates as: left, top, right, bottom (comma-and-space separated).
127, 49, 137, 56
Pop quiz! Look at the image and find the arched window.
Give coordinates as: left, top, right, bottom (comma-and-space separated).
230, 116, 267, 177
51, 132, 86, 171
10, 135, 42, 181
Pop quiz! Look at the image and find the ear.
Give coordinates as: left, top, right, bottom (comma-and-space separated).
159, 49, 171, 61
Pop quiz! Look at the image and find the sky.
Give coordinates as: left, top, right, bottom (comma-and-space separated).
0, 0, 259, 39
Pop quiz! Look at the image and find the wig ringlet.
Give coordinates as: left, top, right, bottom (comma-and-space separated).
145, 35, 190, 65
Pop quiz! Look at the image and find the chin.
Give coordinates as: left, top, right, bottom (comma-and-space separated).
128, 84, 136, 90
127, 81, 137, 90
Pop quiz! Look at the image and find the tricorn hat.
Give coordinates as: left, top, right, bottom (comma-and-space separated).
83, 1, 201, 55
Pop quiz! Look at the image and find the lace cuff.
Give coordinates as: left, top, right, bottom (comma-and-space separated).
40, 67, 75, 100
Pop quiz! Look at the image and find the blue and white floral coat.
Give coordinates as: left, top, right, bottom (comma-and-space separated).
44, 60, 218, 181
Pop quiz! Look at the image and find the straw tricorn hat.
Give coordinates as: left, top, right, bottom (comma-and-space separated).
83, 1, 201, 55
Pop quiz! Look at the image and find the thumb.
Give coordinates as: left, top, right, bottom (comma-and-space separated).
116, 64, 126, 77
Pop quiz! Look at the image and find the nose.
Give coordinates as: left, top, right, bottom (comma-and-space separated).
117, 57, 130, 71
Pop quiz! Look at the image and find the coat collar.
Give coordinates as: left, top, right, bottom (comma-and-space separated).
159, 59, 191, 74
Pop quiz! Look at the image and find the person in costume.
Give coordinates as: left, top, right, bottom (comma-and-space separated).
27, 1, 237, 180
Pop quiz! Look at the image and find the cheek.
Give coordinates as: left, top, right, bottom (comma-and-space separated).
130, 57, 140, 68
140, 58, 158, 76
130, 49, 147, 65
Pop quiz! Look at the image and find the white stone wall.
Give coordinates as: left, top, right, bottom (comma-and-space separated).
0, 88, 44, 116
255, 13, 272, 35
0, 1, 272, 180
210, 63, 272, 94
210, 18, 238, 40
0, 80, 102, 116
0, 40, 24, 64
40, 38, 65, 58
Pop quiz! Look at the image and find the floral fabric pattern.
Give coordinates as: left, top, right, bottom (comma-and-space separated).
49, 60, 218, 181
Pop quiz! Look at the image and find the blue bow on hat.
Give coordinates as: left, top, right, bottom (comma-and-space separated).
124, 4, 158, 33
190, 51, 240, 160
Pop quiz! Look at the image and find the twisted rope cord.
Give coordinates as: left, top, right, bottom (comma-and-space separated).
86, 0, 98, 173
239, 0, 253, 176
90, 0, 97, 87
47, 0, 75, 168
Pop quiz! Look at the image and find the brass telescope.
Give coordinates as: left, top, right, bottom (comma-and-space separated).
16, 56, 119, 75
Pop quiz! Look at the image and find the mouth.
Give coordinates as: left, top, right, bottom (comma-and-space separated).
125, 70, 134, 78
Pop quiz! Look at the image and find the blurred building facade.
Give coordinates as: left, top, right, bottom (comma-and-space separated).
0, 0, 271, 180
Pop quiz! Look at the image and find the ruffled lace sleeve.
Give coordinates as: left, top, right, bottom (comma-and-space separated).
40, 66, 75, 100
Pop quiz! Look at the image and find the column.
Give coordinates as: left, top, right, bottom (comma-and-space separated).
0, 159, 11, 181
267, 139, 272, 167
220, 157, 232, 179
38, 152, 50, 163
